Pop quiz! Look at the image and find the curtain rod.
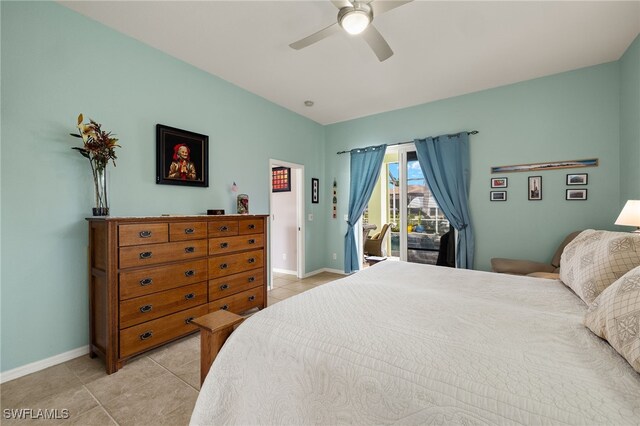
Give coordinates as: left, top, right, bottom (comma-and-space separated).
336, 130, 479, 155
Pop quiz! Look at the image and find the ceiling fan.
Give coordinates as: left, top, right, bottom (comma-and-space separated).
289, 0, 413, 62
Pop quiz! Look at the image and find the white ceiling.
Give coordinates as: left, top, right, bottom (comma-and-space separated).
60, 1, 640, 125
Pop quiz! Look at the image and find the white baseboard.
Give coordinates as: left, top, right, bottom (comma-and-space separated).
0, 345, 90, 384
321, 268, 349, 275
272, 268, 297, 276
303, 268, 348, 278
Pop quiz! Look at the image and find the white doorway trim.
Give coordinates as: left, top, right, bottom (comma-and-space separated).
268, 159, 305, 286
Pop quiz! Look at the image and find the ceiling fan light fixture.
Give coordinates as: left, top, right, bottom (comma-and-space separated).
340, 10, 371, 35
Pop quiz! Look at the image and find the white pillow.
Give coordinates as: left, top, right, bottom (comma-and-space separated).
560, 230, 640, 304
584, 265, 640, 373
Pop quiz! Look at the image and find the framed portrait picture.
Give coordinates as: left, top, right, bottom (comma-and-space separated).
490, 191, 507, 201
566, 189, 587, 200
566, 173, 588, 185
528, 176, 542, 200
491, 177, 508, 188
311, 178, 319, 204
156, 124, 208, 187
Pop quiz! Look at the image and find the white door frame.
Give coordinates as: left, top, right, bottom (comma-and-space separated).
268, 159, 305, 284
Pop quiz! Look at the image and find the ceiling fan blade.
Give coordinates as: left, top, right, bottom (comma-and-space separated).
370, 0, 413, 16
361, 24, 393, 61
331, 0, 352, 9
289, 23, 341, 50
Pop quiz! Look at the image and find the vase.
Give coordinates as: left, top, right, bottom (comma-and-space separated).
92, 168, 109, 216
237, 194, 249, 215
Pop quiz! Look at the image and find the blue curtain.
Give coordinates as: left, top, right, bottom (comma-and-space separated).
414, 133, 474, 269
344, 144, 387, 273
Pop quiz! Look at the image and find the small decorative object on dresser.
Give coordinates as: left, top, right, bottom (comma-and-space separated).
87, 215, 268, 374
156, 124, 208, 187
70, 114, 120, 216
237, 194, 249, 214
528, 176, 542, 200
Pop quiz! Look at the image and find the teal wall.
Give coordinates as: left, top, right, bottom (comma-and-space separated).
0, 2, 325, 372
325, 63, 622, 272
620, 35, 640, 203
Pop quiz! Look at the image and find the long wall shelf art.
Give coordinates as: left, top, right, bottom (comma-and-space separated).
491, 158, 598, 174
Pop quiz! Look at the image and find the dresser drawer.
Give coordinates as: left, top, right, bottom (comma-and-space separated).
208, 287, 264, 314
207, 220, 239, 238
238, 218, 264, 235
169, 222, 207, 242
119, 259, 208, 300
209, 268, 264, 300
119, 223, 168, 247
208, 249, 264, 279
119, 305, 208, 359
119, 282, 208, 329
119, 239, 207, 269
208, 234, 264, 256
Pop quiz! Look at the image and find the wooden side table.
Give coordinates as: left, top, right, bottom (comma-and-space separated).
191, 310, 245, 386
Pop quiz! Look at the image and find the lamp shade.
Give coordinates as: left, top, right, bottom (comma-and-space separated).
340, 10, 370, 35
615, 200, 640, 228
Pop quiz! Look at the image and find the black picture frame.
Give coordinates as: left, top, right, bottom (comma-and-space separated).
528, 176, 542, 200
566, 173, 588, 185
491, 177, 508, 188
490, 191, 507, 201
312, 178, 319, 204
566, 189, 588, 200
272, 167, 291, 192
156, 124, 208, 187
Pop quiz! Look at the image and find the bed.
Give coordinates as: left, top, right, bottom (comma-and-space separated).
191, 261, 640, 425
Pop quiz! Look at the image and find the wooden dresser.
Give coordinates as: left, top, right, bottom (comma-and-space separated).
87, 215, 268, 374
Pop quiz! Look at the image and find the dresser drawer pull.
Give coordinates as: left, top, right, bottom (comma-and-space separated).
218, 226, 228, 232
184, 270, 195, 277
139, 304, 153, 313
248, 239, 255, 244
140, 331, 153, 341
184, 293, 195, 300
184, 228, 195, 234
248, 277, 255, 283
248, 224, 256, 230
185, 317, 194, 324
248, 258, 256, 264
139, 230, 152, 238
248, 295, 256, 302
139, 278, 153, 286
139, 251, 153, 259
220, 284, 229, 290
184, 246, 195, 254
221, 304, 229, 311
219, 242, 229, 249
219, 263, 228, 270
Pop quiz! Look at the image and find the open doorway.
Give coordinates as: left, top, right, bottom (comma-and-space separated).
269, 159, 305, 287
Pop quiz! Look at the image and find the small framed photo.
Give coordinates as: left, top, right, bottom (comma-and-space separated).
490, 191, 507, 201
272, 167, 291, 192
156, 124, 208, 187
491, 177, 508, 188
528, 176, 542, 200
566, 173, 588, 185
311, 178, 319, 204
566, 189, 587, 200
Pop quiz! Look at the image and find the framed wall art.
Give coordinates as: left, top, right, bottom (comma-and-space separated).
566, 189, 588, 200
490, 191, 507, 201
491, 177, 508, 188
491, 158, 598, 174
528, 176, 542, 200
272, 167, 291, 192
566, 173, 588, 185
156, 124, 208, 187
311, 178, 319, 204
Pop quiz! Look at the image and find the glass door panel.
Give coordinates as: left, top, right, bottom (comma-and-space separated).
405, 151, 449, 264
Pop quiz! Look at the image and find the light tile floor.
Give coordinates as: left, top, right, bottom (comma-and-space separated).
0, 271, 342, 425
